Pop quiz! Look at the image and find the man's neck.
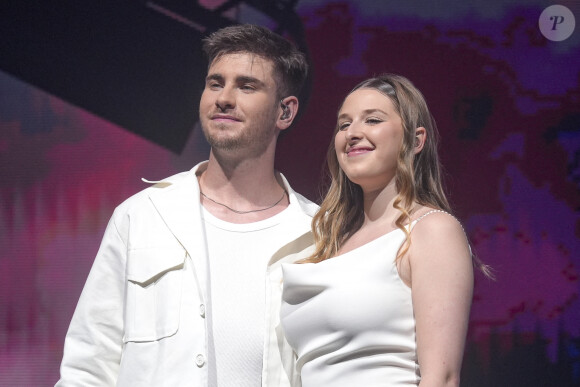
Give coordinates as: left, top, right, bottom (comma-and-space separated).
197, 149, 289, 223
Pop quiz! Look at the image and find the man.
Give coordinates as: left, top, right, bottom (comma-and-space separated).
56, 24, 316, 386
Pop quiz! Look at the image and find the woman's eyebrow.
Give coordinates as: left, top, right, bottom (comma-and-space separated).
338, 108, 389, 120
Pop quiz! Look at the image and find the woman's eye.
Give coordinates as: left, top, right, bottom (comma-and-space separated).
366, 117, 382, 125
338, 122, 350, 131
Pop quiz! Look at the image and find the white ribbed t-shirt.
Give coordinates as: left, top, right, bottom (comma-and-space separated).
201, 206, 293, 387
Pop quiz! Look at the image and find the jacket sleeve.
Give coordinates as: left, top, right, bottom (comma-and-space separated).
55, 213, 127, 386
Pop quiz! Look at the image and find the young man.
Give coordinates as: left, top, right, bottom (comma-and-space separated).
56, 24, 316, 386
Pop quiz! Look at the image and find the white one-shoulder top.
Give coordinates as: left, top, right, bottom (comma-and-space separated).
281, 222, 422, 386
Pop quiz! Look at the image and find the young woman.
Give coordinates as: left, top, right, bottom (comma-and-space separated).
281, 74, 489, 386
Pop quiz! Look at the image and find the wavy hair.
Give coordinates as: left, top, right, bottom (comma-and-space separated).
305, 74, 491, 277
202, 24, 308, 100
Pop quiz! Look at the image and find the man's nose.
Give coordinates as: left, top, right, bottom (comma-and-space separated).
215, 87, 235, 111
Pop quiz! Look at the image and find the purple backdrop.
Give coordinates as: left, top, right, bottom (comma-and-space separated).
1, 1, 579, 385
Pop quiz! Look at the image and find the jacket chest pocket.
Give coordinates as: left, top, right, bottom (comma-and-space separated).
124, 247, 186, 343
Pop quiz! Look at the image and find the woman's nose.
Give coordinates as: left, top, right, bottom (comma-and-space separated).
344, 121, 363, 142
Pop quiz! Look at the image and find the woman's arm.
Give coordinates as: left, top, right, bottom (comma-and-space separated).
408, 212, 474, 387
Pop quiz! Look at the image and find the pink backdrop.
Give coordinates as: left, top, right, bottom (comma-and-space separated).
1, 1, 579, 385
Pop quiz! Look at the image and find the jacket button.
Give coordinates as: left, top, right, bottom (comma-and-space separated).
199, 304, 206, 317
195, 354, 205, 367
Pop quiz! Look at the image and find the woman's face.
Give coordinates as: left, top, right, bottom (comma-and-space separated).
334, 88, 404, 192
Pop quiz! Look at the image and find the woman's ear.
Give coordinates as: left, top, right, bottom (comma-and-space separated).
277, 96, 299, 130
414, 127, 426, 154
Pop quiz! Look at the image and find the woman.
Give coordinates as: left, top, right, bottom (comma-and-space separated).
281, 74, 489, 386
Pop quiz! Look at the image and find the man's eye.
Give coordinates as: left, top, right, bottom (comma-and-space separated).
208, 82, 222, 89
240, 84, 256, 91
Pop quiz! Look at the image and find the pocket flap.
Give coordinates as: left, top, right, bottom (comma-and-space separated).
127, 247, 186, 284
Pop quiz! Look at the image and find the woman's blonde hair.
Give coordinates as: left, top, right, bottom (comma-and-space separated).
305, 74, 450, 263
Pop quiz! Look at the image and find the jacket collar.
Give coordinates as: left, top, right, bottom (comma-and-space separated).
142, 161, 316, 264
144, 164, 206, 262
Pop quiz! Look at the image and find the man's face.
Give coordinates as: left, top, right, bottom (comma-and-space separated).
199, 53, 280, 156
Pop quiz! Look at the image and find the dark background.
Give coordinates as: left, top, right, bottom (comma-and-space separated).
1, 1, 579, 385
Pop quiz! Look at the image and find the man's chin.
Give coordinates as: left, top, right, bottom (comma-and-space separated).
206, 135, 245, 151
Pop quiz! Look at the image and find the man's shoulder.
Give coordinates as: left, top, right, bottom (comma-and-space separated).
292, 190, 319, 218
113, 170, 195, 217
279, 172, 319, 218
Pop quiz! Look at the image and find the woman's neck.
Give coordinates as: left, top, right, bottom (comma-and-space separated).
361, 180, 400, 228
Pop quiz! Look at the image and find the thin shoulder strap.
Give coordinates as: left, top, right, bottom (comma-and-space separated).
412, 209, 472, 256
413, 209, 464, 230
415, 209, 450, 224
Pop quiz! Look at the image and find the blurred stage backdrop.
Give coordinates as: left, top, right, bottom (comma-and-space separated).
1, 1, 579, 385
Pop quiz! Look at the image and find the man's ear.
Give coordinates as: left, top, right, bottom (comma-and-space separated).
414, 127, 426, 154
277, 96, 299, 130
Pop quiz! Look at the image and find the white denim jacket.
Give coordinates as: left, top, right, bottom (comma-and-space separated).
56, 161, 317, 387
